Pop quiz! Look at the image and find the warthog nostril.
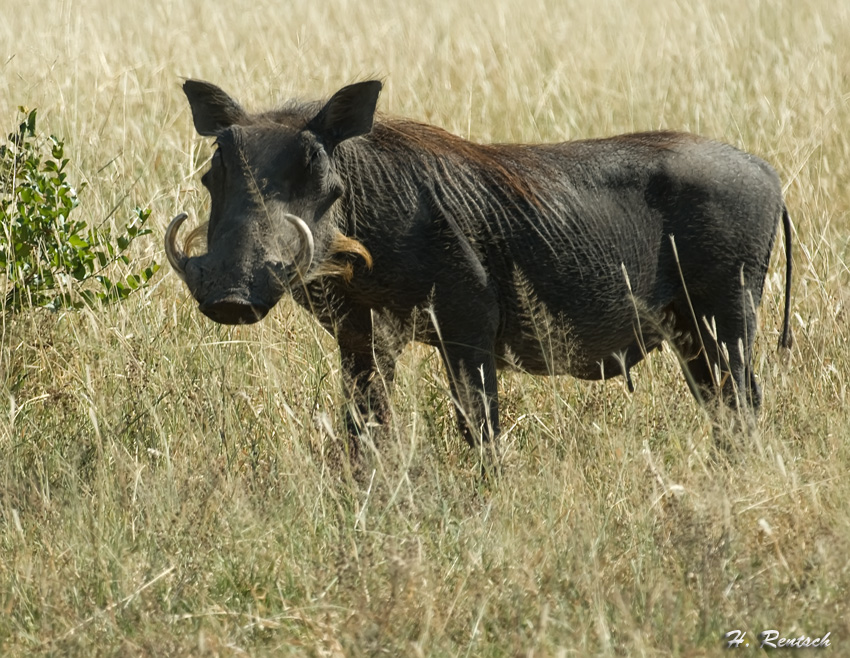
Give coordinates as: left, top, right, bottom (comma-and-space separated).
199, 296, 270, 325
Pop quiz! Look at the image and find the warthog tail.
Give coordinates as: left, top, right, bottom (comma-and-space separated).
779, 205, 794, 349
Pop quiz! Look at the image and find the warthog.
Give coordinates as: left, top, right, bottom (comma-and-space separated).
167, 79, 792, 458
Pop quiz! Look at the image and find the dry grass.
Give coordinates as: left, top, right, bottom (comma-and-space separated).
2, 0, 849, 655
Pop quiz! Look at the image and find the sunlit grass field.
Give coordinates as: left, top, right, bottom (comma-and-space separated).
2, 0, 849, 654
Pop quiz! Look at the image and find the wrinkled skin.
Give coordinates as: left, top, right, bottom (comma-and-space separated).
169, 79, 792, 461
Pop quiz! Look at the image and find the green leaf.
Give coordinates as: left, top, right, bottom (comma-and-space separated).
68, 235, 89, 249
142, 264, 160, 281
72, 264, 88, 281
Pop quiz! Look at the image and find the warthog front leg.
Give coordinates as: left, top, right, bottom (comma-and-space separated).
438, 338, 501, 464
335, 307, 403, 462
340, 345, 397, 458
429, 267, 502, 470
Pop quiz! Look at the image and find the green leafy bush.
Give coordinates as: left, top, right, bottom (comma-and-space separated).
0, 108, 159, 313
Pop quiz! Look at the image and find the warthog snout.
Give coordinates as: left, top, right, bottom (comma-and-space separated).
165, 210, 315, 323
199, 294, 270, 325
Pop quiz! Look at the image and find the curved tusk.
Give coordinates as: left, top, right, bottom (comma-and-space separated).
283, 213, 315, 281
164, 212, 190, 282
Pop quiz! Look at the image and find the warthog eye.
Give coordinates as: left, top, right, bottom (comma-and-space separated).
202, 149, 224, 189
307, 147, 327, 173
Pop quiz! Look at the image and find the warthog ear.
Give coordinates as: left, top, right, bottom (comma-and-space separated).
308, 80, 383, 152
183, 80, 248, 136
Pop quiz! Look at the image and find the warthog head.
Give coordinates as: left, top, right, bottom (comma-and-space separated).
166, 79, 381, 324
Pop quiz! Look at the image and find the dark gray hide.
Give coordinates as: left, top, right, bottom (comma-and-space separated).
168, 79, 793, 455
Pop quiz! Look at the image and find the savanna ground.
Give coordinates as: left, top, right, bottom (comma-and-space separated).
1, 0, 849, 655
